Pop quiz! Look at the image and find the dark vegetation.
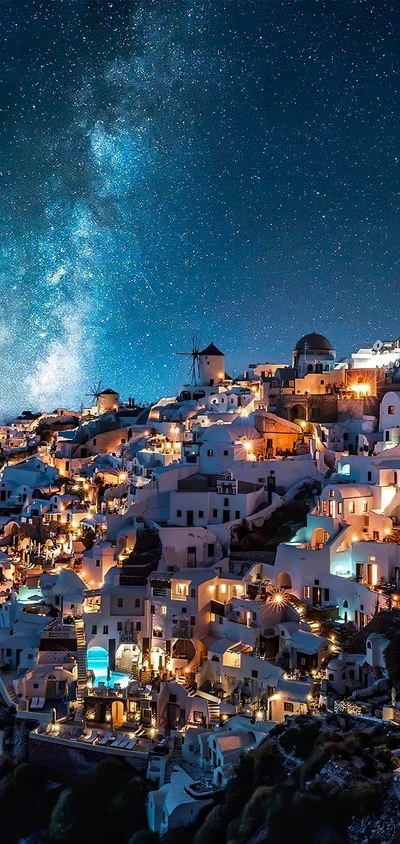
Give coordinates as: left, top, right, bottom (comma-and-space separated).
1, 712, 400, 844
231, 481, 319, 550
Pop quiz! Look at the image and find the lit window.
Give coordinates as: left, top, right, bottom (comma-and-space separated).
329, 490, 334, 498
161, 605, 167, 615
304, 586, 310, 599
363, 500, 368, 513
349, 501, 355, 514
388, 405, 395, 415
210, 613, 216, 622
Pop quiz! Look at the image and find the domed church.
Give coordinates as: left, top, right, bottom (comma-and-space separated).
292, 332, 336, 378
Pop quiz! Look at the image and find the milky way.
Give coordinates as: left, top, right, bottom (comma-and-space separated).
1, 0, 399, 415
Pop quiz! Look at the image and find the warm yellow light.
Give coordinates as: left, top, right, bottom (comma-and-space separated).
352, 535, 358, 543
307, 693, 312, 701
350, 383, 370, 397
119, 473, 127, 482
256, 709, 264, 720
300, 420, 306, 429
274, 594, 283, 604
244, 440, 252, 452
385, 528, 391, 535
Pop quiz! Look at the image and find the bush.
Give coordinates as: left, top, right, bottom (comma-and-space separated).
237, 786, 273, 841
253, 740, 285, 784
350, 781, 384, 818
280, 719, 321, 760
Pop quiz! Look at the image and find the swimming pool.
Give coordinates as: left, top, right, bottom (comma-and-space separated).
87, 647, 130, 688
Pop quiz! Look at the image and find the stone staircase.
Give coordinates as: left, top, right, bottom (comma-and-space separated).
74, 618, 87, 711
4, 682, 18, 708
164, 735, 183, 783
207, 700, 221, 725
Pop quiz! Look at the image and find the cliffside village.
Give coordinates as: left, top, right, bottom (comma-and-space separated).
3, 333, 400, 832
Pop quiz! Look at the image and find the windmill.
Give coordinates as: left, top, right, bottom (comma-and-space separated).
175, 336, 202, 385
85, 379, 103, 409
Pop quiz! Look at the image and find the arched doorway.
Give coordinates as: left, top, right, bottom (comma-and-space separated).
289, 404, 306, 422
311, 527, 328, 549
277, 572, 292, 590
172, 638, 195, 661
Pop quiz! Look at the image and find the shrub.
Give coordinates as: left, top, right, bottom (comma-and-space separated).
237, 786, 273, 841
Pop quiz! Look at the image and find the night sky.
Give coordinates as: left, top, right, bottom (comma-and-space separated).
1, 0, 399, 415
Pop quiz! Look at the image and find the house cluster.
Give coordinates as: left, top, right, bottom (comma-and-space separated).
2, 334, 400, 830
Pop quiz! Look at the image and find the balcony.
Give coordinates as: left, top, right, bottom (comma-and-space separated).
119, 631, 137, 645
172, 625, 193, 639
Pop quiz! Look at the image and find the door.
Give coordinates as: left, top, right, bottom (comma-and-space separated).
108, 638, 116, 671
187, 547, 196, 567
187, 510, 194, 527
223, 510, 230, 523
312, 587, 321, 607
356, 563, 364, 582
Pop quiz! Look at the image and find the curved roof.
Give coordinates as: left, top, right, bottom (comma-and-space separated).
295, 333, 333, 352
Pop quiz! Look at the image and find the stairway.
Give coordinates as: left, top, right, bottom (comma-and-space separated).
207, 701, 221, 725
4, 683, 18, 708
177, 675, 197, 697
74, 618, 87, 712
164, 735, 183, 783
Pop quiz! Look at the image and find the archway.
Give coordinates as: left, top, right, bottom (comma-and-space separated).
172, 638, 195, 661
289, 404, 306, 422
311, 527, 328, 549
276, 572, 292, 590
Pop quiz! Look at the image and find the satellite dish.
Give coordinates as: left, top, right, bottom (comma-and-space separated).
372, 340, 383, 352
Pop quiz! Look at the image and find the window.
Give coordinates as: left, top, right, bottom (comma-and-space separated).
284, 702, 294, 713
251, 670, 258, 679
169, 694, 177, 703
210, 613, 216, 622
323, 588, 330, 601
337, 502, 342, 514
190, 616, 195, 625
198, 510, 204, 518
386, 431, 391, 442
304, 586, 310, 600
213, 509, 218, 518
349, 500, 355, 514
328, 673, 334, 681
5, 649, 11, 658
223, 450, 228, 456
329, 489, 334, 497
224, 498, 229, 506
176, 510, 182, 517
118, 598, 123, 607
343, 600, 348, 608
93, 438, 96, 446
367, 471, 372, 482
92, 625, 97, 635
151, 604, 155, 614
181, 607, 187, 614
161, 605, 167, 615
349, 670, 355, 679
207, 449, 213, 457
103, 625, 108, 634
33, 683, 39, 689
364, 516, 369, 527
322, 500, 327, 514
235, 510, 240, 520
373, 530, 379, 540
136, 621, 141, 631
363, 500, 368, 513
117, 622, 122, 631
190, 588, 196, 598
266, 438, 273, 449
207, 543, 214, 557
135, 598, 140, 608
388, 405, 395, 415
314, 579, 320, 586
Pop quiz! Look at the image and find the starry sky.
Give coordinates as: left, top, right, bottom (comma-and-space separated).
1, 0, 399, 415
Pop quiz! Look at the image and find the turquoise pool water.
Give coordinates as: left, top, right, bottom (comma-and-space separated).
87, 646, 130, 688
